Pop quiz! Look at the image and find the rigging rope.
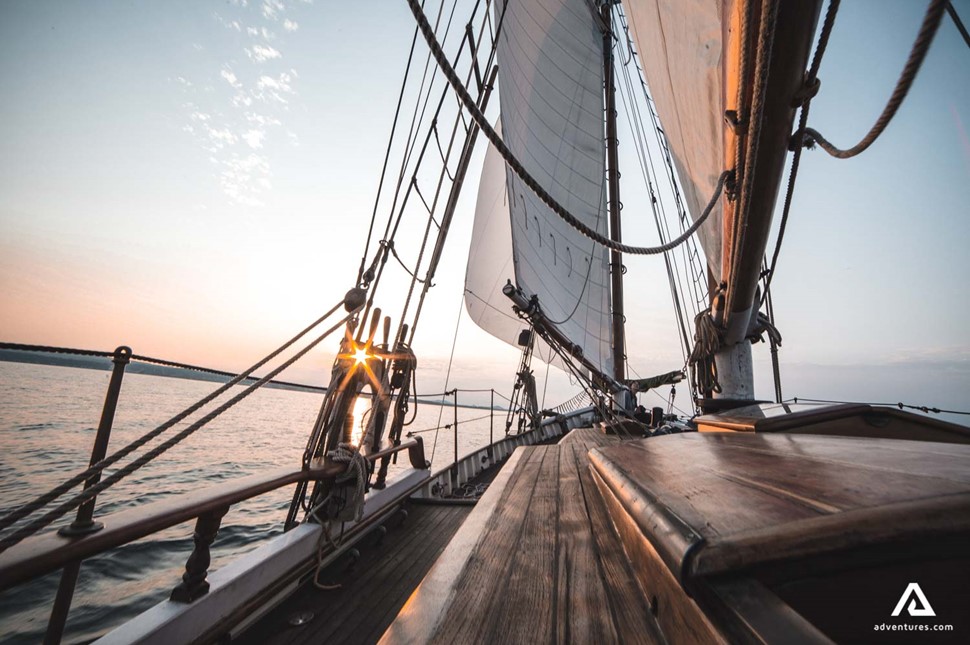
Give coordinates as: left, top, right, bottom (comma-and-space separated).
405, 0, 730, 257
761, 0, 840, 304
948, 1, 970, 49
727, 0, 779, 312
0, 305, 359, 552
788, 397, 970, 416
688, 309, 722, 396
0, 300, 351, 536
801, 0, 948, 158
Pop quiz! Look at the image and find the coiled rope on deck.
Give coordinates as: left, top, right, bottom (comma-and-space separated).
801, 0, 948, 159
404, 0, 729, 257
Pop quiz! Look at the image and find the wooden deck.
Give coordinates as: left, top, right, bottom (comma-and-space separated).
238, 502, 471, 645
382, 427, 662, 644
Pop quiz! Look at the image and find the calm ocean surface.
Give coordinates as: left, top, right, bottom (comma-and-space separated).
0, 362, 499, 644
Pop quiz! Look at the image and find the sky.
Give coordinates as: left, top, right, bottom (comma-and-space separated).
0, 0, 968, 421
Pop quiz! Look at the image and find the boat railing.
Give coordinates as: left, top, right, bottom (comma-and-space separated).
414, 404, 600, 499
0, 437, 428, 594
0, 340, 430, 643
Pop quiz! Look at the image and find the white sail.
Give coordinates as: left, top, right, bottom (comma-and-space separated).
465, 0, 614, 377
621, 0, 725, 282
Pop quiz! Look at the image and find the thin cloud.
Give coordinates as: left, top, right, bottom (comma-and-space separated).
262, 0, 285, 20
242, 129, 265, 149
246, 44, 282, 63
220, 69, 242, 89
179, 0, 306, 205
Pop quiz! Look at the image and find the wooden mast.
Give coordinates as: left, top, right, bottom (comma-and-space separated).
714, 0, 823, 399
603, 0, 626, 386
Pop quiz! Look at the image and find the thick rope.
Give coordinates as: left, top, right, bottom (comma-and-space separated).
688, 309, 722, 396
0, 300, 349, 536
0, 309, 358, 552
0, 342, 113, 358
405, 0, 728, 256
326, 444, 367, 523
802, 0, 947, 158
728, 0, 779, 312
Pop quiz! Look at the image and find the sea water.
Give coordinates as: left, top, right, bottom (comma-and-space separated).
0, 362, 500, 644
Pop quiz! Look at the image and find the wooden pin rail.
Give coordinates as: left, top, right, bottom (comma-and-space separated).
0, 438, 427, 593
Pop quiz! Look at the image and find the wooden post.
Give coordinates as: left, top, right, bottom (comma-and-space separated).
170, 506, 230, 603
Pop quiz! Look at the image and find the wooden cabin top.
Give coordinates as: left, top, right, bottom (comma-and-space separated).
693, 401, 970, 443
589, 432, 970, 582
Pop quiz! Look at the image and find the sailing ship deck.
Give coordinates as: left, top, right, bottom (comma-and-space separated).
382, 427, 663, 644
237, 502, 472, 645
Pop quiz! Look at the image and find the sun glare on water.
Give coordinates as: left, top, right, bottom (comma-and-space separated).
351, 397, 371, 447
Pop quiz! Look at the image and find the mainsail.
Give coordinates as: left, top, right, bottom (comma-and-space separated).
464, 0, 614, 377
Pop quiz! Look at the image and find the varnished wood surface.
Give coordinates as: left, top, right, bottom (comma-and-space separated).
385, 428, 661, 644
558, 425, 623, 448
238, 502, 471, 645
694, 402, 970, 443
589, 432, 970, 579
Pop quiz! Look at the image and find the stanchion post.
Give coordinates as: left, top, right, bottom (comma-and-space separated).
46, 346, 131, 645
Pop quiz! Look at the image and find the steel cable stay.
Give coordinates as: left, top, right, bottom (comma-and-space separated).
362, 3, 514, 470
361, 0, 495, 347
358, 13, 423, 285
0, 298, 358, 548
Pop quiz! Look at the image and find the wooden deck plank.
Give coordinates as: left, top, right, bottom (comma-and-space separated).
479, 446, 560, 644
561, 426, 621, 450
307, 504, 464, 645
238, 502, 470, 645
385, 431, 664, 644
555, 441, 618, 644
572, 442, 663, 645
427, 448, 547, 643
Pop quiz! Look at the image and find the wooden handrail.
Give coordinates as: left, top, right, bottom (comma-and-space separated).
0, 438, 427, 592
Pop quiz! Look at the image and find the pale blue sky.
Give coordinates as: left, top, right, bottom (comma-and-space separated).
0, 0, 968, 419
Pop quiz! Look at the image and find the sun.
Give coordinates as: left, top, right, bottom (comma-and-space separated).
352, 347, 370, 364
